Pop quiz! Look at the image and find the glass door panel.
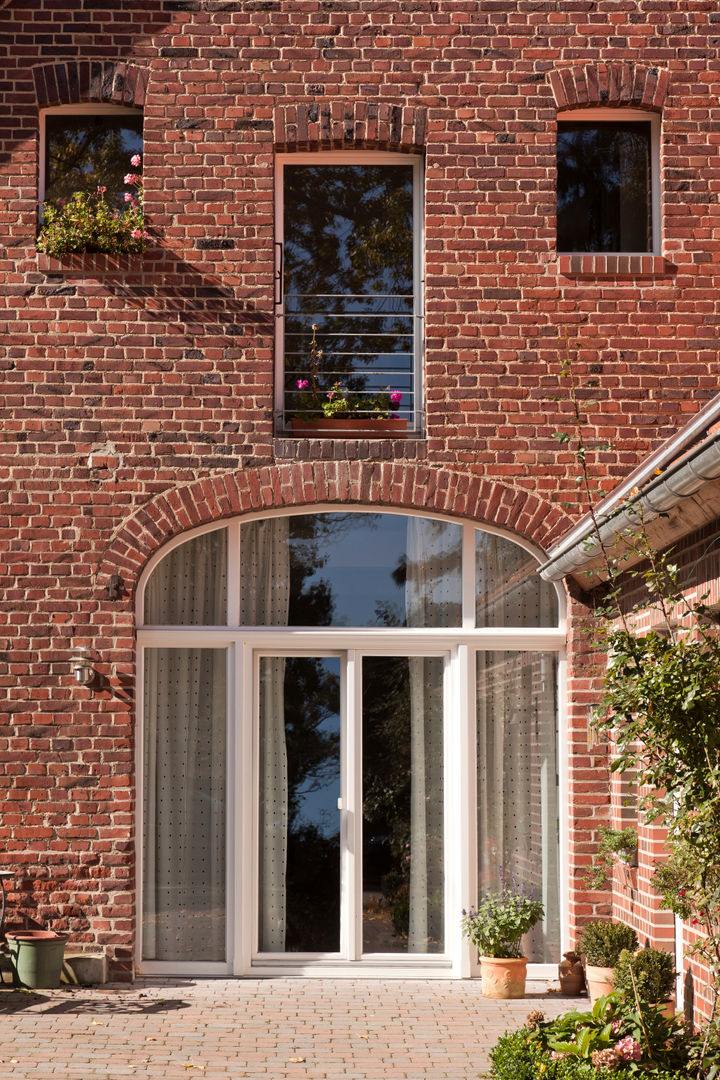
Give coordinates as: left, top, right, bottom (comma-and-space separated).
361, 655, 444, 954
258, 655, 341, 953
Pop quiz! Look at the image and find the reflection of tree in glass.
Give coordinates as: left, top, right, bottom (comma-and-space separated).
288, 512, 378, 627
557, 123, 650, 252
362, 657, 412, 937
284, 165, 414, 400
45, 116, 143, 211
284, 655, 341, 952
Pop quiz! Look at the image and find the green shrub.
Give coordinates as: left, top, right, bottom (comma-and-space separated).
577, 920, 638, 966
614, 947, 675, 1003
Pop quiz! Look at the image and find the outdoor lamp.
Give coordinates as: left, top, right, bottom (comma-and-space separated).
70, 646, 95, 687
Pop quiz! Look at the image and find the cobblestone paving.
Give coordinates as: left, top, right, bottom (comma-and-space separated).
0, 978, 573, 1080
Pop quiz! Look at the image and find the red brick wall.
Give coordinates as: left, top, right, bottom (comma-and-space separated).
2, 1, 720, 986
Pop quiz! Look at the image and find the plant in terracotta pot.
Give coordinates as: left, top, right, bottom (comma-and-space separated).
614, 947, 676, 1016
461, 886, 544, 998
578, 920, 638, 1003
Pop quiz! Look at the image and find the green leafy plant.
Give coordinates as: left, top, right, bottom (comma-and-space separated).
585, 826, 639, 890
578, 920, 638, 967
37, 153, 149, 256
490, 992, 689, 1079
461, 887, 544, 958
614, 948, 676, 1004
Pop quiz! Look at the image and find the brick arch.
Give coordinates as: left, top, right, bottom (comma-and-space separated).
96, 463, 572, 598
274, 100, 427, 151
33, 60, 148, 109
548, 63, 669, 112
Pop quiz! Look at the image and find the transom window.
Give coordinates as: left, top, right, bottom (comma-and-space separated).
275, 155, 423, 436
138, 512, 563, 977
557, 109, 660, 254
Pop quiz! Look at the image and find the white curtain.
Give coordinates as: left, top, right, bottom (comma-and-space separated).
405, 517, 449, 952
476, 650, 559, 962
476, 532, 557, 627
241, 519, 291, 952
143, 531, 228, 962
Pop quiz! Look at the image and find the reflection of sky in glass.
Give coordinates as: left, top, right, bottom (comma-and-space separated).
288, 513, 462, 627
292, 657, 340, 837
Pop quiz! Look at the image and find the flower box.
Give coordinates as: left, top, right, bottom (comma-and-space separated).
289, 418, 408, 439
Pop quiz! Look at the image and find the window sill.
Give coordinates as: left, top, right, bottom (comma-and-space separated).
557, 253, 676, 278
274, 435, 427, 462
37, 252, 148, 275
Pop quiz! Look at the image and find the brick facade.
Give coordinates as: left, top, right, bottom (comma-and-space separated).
2, 1, 720, 994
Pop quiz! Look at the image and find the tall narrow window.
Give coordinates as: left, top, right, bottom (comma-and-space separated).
277, 155, 422, 435
557, 115, 657, 253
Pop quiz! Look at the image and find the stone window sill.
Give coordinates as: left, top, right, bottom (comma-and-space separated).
274, 436, 428, 461
558, 253, 676, 278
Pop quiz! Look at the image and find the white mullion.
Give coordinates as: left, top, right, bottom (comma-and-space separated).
557, 650, 570, 960
138, 627, 566, 651
225, 643, 236, 973
345, 651, 361, 961
453, 645, 476, 977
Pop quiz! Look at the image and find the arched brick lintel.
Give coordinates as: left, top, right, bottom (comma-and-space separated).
33, 60, 148, 109
274, 101, 427, 150
549, 63, 669, 112
96, 462, 573, 597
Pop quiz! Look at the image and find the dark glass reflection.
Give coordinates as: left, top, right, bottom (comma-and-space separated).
283, 164, 415, 420
362, 656, 444, 954
283, 513, 462, 628
557, 122, 652, 252
258, 656, 341, 953
45, 115, 143, 211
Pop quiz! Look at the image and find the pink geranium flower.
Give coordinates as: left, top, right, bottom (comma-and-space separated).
130, 154, 141, 167
124, 173, 136, 185
131, 229, 143, 240
297, 379, 309, 389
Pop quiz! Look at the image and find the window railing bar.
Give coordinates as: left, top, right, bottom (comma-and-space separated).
286, 293, 414, 299
284, 332, 415, 340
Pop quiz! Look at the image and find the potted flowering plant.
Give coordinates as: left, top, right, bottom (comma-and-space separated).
37, 153, 149, 256
461, 885, 544, 998
289, 325, 407, 437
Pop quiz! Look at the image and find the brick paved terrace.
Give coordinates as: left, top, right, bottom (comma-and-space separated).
0, 978, 574, 1079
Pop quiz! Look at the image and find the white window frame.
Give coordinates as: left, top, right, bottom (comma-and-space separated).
274, 153, 425, 436
38, 103, 143, 207
556, 107, 662, 256
135, 508, 567, 979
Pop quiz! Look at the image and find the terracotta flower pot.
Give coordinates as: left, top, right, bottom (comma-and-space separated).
585, 963, 615, 1003
480, 955, 528, 998
558, 951, 585, 995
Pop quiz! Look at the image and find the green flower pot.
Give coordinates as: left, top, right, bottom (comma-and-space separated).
6, 930, 66, 989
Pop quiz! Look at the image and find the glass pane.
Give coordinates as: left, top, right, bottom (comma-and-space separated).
476, 651, 559, 962
283, 163, 416, 423
241, 513, 462, 628
476, 531, 558, 627
362, 656, 444, 954
557, 122, 652, 252
144, 529, 227, 625
45, 114, 143, 211
143, 648, 226, 961
258, 656, 341, 953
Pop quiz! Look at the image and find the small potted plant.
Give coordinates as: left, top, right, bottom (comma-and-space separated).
461, 885, 544, 998
614, 947, 676, 1016
288, 325, 406, 437
577, 920, 638, 1003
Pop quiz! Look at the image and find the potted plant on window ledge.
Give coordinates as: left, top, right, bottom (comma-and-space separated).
288, 325, 407, 438
461, 886, 544, 998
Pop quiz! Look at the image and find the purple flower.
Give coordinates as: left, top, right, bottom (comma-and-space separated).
297, 379, 309, 390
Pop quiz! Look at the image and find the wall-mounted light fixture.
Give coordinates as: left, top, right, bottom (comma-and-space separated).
70, 646, 96, 687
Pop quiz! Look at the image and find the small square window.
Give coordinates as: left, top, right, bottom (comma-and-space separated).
276, 154, 423, 436
40, 107, 143, 214
557, 114, 658, 254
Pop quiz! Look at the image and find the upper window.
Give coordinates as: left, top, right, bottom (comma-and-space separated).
40, 105, 143, 212
275, 154, 423, 435
557, 110, 660, 254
